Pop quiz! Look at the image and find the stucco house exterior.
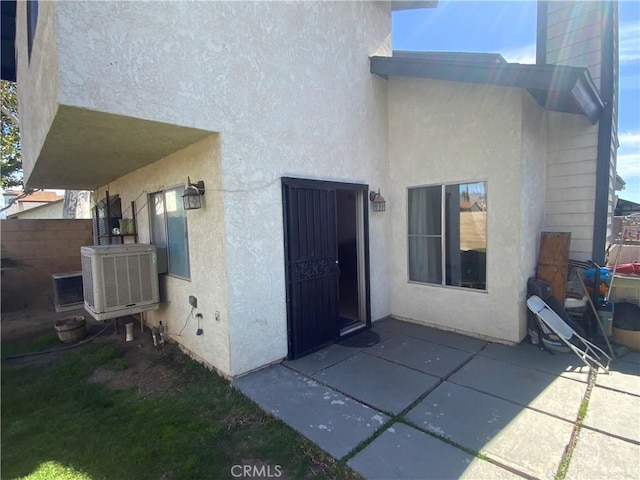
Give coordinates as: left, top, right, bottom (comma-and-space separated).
1, 189, 63, 218
3, 0, 618, 377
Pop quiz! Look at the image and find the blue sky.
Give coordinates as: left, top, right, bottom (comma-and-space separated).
392, 0, 640, 204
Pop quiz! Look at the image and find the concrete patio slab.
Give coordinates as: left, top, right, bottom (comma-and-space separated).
314, 353, 440, 414
368, 317, 400, 342
406, 382, 573, 479
479, 342, 591, 382
347, 422, 520, 480
373, 318, 488, 353
567, 428, 640, 480
583, 386, 640, 443
365, 334, 473, 378
284, 343, 362, 375
617, 350, 640, 365
596, 360, 640, 397
233, 364, 389, 459
449, 355, 587, 421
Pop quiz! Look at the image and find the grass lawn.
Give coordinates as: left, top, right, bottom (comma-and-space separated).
1, 330, 360, 480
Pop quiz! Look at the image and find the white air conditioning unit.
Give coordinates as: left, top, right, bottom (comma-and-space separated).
52, 271, 84, 312
81, 244, 160, 321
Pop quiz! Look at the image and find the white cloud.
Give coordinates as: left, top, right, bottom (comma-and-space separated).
620, 22, 640, 63
501, 43, 537, 64
618, 132, 640, 148
616, 131, 640, 187
617, 153, 640, 178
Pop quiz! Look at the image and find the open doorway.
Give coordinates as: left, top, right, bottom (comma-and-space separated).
337, 189, 367, 335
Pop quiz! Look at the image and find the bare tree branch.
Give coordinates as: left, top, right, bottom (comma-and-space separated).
1, 104, 19, 126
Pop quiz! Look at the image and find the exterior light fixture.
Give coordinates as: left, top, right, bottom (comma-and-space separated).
369, 189, 386, 212
182, 177, 205, 210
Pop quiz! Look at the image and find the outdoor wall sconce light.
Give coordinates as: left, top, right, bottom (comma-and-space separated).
182, 177, 206, 210
369, 189, 386, 212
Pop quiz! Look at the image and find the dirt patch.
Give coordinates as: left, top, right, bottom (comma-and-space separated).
222, 410, 270, 431
89, 343, 181, 397
87, 330, 185, 398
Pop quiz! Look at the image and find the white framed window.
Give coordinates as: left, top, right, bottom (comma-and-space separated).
149, 187, 190, 280
408, 181, 487, 290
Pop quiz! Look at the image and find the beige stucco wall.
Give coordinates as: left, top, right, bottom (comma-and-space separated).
215, 3, 392, 375
98, 135, 231, 375
52, 1, 393, 376
15, 0, 59, 184
54, 1, 391, 133
518, 92, 548, 340
388, 78, 546, 344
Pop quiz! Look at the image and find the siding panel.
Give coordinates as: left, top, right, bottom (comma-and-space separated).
546, 200, 597, 215
546, 213, 595, 227
548, 151, 596, 165
548, 174, 596, 190
546, 17, 601, 41
548, 134, 598, 152
546, 187, 596, 202
548, 160, 597, 177
546, 29, 601, 52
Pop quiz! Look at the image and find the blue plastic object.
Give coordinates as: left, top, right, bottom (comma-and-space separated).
584, 267, 611, 282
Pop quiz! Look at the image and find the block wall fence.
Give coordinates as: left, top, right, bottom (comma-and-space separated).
1, 219, 93, 312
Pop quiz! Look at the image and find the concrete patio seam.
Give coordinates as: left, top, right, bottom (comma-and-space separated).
386, 321, 491, 354
556, 368, 597, 479
279, 360, 438, 418
341, 346, 538, 476
476, 351, 593, 387
593, 381, 640, 398
358, 349, 454, 378
580, 425, 640, 446
399, 418, 535, 480
292, 347, 363, 376
283, 345, 479, 464
446, 377, 587, 427
361, 336, 484, 379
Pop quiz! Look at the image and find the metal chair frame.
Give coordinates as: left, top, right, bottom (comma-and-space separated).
527, 295, 612, 373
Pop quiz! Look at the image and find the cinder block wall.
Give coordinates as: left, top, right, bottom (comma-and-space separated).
1, 219, 94, 312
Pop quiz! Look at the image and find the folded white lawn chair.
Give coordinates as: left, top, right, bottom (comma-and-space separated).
527, 295, 611, 373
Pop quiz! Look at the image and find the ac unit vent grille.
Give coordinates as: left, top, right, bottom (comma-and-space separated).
103, 257, 118, 308
128, 255, 142, 303
139, 254, 152, 300
82, 256, 94, 307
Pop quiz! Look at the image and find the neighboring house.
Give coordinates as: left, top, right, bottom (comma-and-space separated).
1, 189, 64, 218
7, 198, 64, 219
2, 0, 618, 377
615, 199, 640, 217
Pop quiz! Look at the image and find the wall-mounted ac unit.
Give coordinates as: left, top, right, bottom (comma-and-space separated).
81, 244, 160, 321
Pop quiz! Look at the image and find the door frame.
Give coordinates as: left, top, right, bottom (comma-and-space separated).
282, 177, 372, 359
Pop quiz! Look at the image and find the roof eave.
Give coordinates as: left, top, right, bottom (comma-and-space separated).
370, 55, 604, 123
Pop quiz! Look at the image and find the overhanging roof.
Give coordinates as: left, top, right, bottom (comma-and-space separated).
370, 52, 604, 124
1, 0, 16, 82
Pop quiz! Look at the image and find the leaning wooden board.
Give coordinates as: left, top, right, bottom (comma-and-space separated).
537, 232, 571, 303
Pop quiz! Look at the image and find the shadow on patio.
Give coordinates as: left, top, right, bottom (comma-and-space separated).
234, 317, 640, 479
